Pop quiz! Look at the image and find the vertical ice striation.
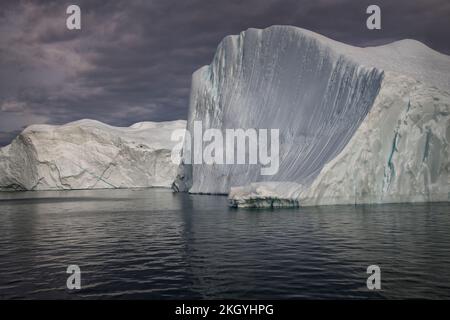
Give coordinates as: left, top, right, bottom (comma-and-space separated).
299, 73, 450, 206
176, 26, 384, 194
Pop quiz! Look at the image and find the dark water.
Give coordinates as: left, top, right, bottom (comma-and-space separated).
0, 188, 449, 299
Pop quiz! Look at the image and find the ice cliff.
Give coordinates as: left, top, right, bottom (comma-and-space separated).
0, 120, 186, 191
175, 25, 450, 207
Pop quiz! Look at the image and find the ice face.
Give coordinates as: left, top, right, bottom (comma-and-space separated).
177, 26, 384, 194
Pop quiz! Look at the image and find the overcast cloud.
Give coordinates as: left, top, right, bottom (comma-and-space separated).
0, 0, 449, 145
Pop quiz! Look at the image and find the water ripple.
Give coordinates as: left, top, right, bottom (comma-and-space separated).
0, 188, 449, 299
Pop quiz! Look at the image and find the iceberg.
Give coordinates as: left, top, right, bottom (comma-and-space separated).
175, 26, 450, 207
0, 119, 186, 191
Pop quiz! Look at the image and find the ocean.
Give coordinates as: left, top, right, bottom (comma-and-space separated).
0, 188, 449, 299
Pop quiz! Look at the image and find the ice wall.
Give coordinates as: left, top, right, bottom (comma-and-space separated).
175, 26, 384, 194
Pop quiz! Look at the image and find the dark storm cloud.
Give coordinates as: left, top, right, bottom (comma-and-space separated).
0, 0, 449, 145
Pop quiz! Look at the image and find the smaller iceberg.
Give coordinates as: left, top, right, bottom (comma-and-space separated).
0, 119, 186, 191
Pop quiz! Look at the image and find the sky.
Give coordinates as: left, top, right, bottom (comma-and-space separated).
0, 0, 449, 146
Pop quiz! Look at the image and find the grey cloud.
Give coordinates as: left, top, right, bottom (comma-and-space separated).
0, 0, 449, 146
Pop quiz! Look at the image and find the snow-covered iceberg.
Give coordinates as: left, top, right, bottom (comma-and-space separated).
175, 26, 450, 207
0, 119, 186, 191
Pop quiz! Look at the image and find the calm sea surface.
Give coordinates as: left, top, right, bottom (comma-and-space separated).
0, 188, 449, 299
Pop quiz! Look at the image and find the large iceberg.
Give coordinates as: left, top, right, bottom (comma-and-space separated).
175, 26, 450, 207
0, 119, 186, 191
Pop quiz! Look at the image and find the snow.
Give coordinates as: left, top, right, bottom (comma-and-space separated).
0, 119, 186, 191
174, 25, 450, 207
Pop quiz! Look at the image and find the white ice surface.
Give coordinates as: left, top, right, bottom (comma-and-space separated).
0, 119, 186, 191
